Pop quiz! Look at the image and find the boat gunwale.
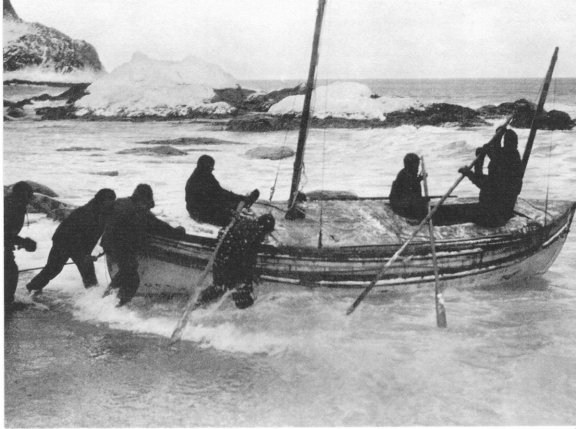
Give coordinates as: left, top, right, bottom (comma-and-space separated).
149, 201, 575, 260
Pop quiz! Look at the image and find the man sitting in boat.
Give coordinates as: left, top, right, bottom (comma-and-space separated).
185, 155, 260, 227
457, 128, 523, 227
102, 184, 186, 307
389, 153, 428, 221
26, 188, 117, 295
196, 213, 275, 310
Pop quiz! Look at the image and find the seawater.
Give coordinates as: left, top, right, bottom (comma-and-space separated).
3, 79, 576, 426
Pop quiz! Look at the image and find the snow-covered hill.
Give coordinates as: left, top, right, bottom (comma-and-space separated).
3, 0, 103, 82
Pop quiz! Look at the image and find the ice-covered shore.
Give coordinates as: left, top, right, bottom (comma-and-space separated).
75, 53, 238, 118
5, 53, 574, 130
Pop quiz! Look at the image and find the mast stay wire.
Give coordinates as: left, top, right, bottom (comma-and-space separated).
543, 77, 558, 227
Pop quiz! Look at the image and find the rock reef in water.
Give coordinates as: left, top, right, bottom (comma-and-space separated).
56, 146, 104, 152
116, 145, 187, 156
89, 171, 119, 176
245, 146, 295, 160
135, 137, 242, 146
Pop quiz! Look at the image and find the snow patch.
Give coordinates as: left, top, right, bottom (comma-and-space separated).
75, 53, 239, 118
268, 81, 422, 120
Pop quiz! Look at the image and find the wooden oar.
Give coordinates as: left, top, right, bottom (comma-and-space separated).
420, 156, 447, 328
346, 118, 512, 316
169, 198, 252, 345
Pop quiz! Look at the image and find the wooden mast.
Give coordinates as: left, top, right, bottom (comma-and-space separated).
521, 47, 559, 178
287, 0, 327, 211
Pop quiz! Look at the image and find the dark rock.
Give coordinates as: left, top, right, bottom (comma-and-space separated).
6, 106, 25, 117
36, 105, 77, 120
4, 0, 20, 21
241, 84, 306, 113
136, 137, 242, 146
211, 84, 305, 114
3, 0, 103, 74
508, 99, 537, 128
54, 83, 91, 103
211, 85, 256, 109
90, 171, 119, 176
56, 146, 103, 152
543, 110, 574, 130
385, 103, 486, 127
4, 27, 103, 73
228, 113, 297, 132
245, 146, 295, 160
116, 145, 187, 156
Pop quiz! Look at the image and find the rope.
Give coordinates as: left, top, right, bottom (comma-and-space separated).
269, 90, 300, 202
543, 78, 558, 227
317, 78, 329, 249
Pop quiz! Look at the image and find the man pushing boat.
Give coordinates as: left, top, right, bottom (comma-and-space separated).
102, 184, 186, 306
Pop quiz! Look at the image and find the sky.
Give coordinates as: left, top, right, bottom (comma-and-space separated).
10, 0, 576, 80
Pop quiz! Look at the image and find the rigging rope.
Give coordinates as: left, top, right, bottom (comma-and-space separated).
317, 76, 330, 249
269, 91, 300, 202
543, 78, 558, 227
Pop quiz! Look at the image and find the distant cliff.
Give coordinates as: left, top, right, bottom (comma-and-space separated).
3, 0, 103, 78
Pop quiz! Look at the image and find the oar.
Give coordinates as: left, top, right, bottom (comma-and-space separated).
169, 198, 252, 345
420, 156, 447, 328
19, 252, 105, 273
346, 118, 512, 316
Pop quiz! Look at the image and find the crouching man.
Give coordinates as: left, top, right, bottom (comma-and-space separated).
102, 184, 185, 306
198, 213, 275, 309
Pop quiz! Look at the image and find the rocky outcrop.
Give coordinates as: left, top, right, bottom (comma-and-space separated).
3, 0, 103, 75
384, 103, 487, 127
211, 84, 306, 114
477, 99, 574, 130
135, 136, 242, 146
35, 105, 77, 120
116, 145, 187, 156
56, 146, 104, 152
245, 146, 295, 160
89, 171, 119, 176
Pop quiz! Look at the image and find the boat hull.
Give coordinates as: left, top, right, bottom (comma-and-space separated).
107, 199, 576, 298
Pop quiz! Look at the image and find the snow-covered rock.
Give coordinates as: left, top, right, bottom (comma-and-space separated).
75, 53, 239, 118
245, 146, 295, 160
268, 81, 421, 121
3, 0, 103, 82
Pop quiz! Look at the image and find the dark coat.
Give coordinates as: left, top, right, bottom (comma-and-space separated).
389, 168, 427, 219
52, 198, 105, 254
213, 218, 267, 289
469, 143, 523, 225
101, 197, 181, 255
3, 195, 27, 251
185, 168, 243, 226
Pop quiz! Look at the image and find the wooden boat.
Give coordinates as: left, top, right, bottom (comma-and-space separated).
128, 197, 575, 297
106, 0, 574, 300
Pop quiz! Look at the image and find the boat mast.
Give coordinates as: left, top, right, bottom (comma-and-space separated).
520, 47, 559, 178
287, 0, 327, 209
